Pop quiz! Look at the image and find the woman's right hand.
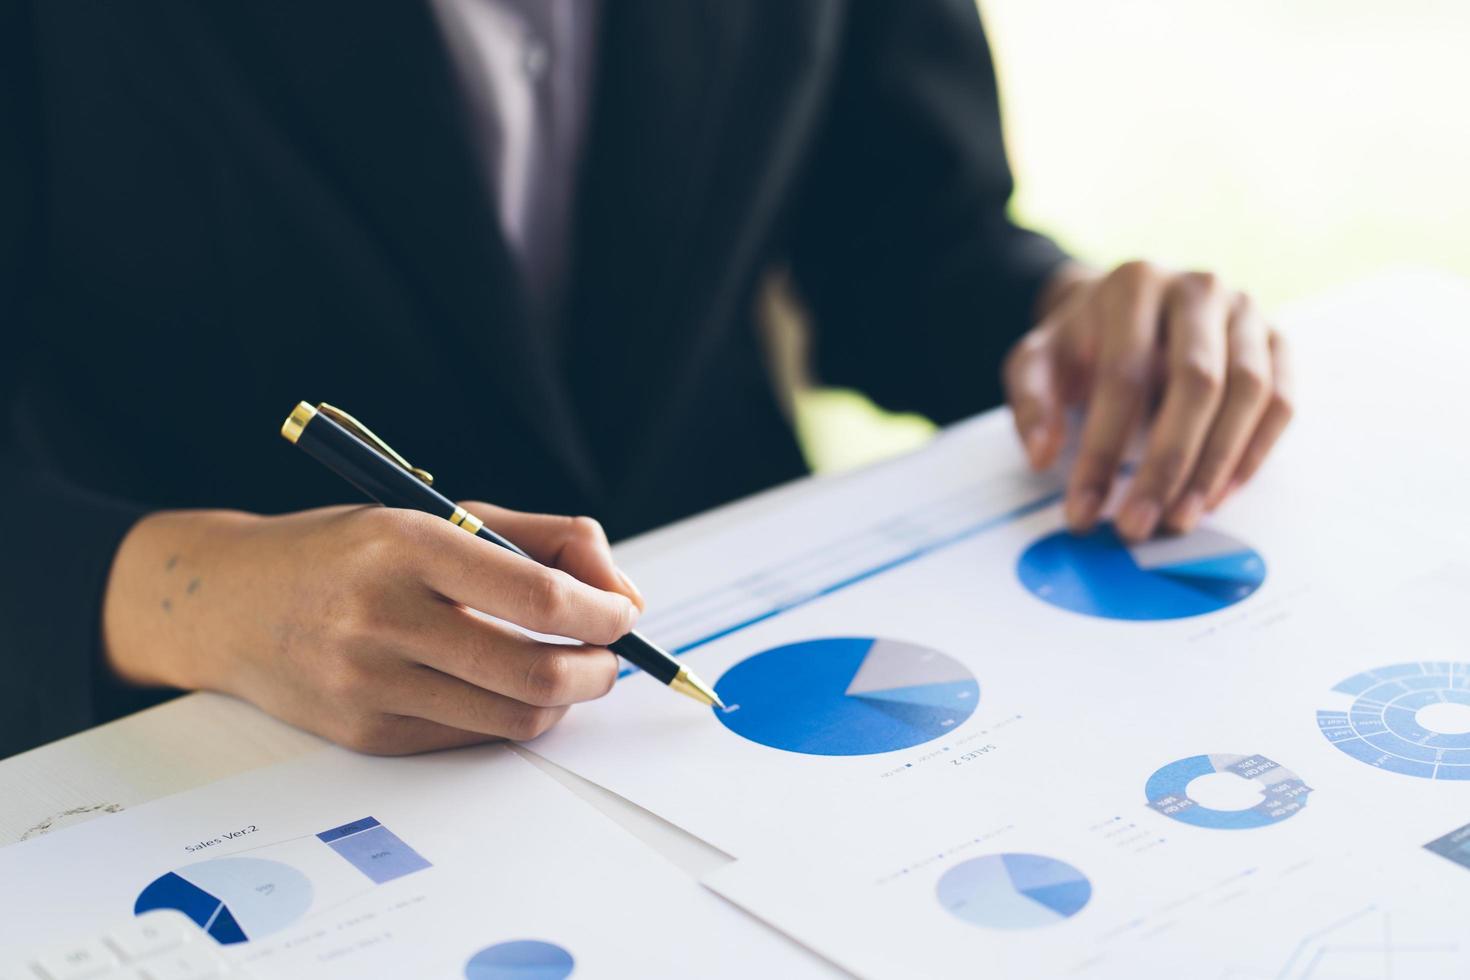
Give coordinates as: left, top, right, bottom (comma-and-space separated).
101, 503, 645, 754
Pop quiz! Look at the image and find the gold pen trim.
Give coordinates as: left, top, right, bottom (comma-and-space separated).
669, 665, 726, 710
449, 506, 485, 536
316, 403, 435, 485
280, 401, 318, 444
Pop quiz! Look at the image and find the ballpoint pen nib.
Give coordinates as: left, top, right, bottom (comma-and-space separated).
670, 665, 724, 709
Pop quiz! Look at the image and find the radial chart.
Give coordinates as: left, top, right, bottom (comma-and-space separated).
1317, 662, 1470, 779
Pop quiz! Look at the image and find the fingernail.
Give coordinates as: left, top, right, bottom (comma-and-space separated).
1117, 498, 1160, 541
1066, 489, 1102, 531
1165, 492, 1205, 533
1024, 428, 1047, 469
616, 569, 646, 613
1209, 478, 1241, 510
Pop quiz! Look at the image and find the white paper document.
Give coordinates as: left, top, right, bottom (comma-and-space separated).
702, 573, 1470, 978
0, 745, 841, 979
517, 272, 1470, 977
528, 407, 1438, 858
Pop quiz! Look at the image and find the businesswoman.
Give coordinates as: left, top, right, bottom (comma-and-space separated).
0, 0, 1290, 756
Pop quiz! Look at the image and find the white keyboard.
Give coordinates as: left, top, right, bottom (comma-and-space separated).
1, 910, 258, 980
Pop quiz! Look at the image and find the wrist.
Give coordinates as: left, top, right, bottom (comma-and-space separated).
101, 508, 264, 692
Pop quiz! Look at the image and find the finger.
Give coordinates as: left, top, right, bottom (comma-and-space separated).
410, 516, 638, 645
387, 664, 570, 742
463, 504, 644, 611
1066, 262, 1167, 531
1161, 296, 1272, 532
1113, 274, 1229, 541
338, 714, 495, 756
1224, 330, 1295, 494
1004, 328, 1066, 469
410, 602, 619, 707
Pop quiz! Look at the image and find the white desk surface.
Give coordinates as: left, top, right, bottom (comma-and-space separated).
3, 267, 1467, 887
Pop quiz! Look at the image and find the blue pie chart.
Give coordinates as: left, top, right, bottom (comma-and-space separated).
465, 940, 575, 980
713, 637, 979, 756
135, 857, 313, 945
937, 853, 1092, 930
1017, 523, 1266, 621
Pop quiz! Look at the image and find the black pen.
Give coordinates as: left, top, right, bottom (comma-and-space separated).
280, 401, 724, 709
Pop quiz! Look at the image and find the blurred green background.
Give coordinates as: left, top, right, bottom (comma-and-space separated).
797, 0, 1470, 473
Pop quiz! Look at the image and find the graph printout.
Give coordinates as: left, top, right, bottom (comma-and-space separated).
0, 747, 839, 980
535, 326, 1470, 979
698, 572, 1470, 978
529, 409, 1438, 858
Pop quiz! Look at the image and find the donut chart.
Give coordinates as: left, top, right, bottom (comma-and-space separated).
1317, 662, 1470, 779
1145, 754, 1311, 829
713, 637, 979, 756
1017, 524, 1266, 621
936, 853, 1091, 930
464, 940, 575, 980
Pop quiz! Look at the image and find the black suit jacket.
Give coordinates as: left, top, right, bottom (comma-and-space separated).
0, 0, 1065, 756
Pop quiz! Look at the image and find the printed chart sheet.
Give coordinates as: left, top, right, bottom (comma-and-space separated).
524, 271, 1470, 977
0, 746, 840, 979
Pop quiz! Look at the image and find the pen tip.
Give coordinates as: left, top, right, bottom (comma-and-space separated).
670, 665, 724, 710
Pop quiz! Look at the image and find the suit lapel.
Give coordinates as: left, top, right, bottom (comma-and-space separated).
201, 3, 601, 496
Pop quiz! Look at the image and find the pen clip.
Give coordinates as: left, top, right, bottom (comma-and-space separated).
317, 403, 435, 485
